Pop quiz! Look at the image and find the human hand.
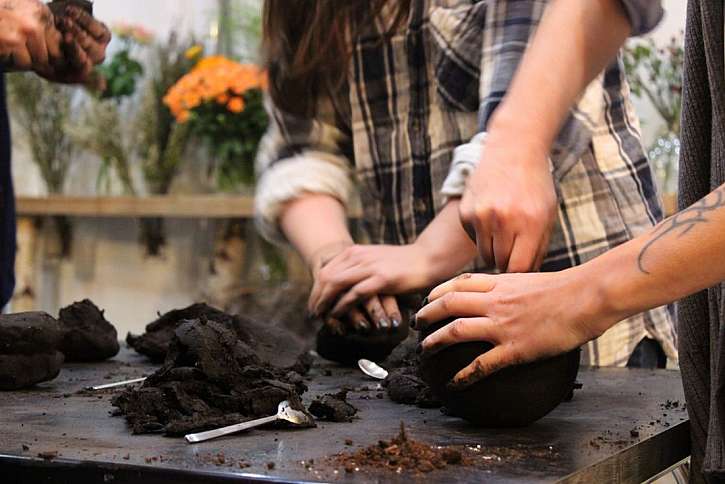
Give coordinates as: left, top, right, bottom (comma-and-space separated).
0, 0, 61, 75
414, 270, 605, 389
0, 1, 110, 83
49, 5, 110, 83
308, 244, 434, 321
459, 130, 557, 273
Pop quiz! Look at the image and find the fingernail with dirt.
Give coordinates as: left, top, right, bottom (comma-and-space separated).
379, 318, 390, 330
357, 320, 371, 333
391, 318, 401, 329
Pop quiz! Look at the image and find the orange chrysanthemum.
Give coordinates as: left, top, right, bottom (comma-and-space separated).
227, 97, 245, 113
164, 56, 267, 123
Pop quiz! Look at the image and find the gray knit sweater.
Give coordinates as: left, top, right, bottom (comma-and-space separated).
678, 1, 725, 482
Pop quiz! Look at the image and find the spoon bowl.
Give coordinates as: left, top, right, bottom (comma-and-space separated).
358, 359, 389, 380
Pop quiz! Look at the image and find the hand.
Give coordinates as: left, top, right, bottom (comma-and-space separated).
459, 130, 557, 273
308, 244, 434, 320
321, 295, 402, 335
414, 270, 606, 389
0, 0, 61, 75
49, 5, 110, 83
0, 1, 110, 83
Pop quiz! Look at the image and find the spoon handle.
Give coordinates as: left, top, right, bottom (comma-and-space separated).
185, 415, 279, 443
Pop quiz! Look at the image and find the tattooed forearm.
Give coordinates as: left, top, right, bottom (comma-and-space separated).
638, 185, 725, 274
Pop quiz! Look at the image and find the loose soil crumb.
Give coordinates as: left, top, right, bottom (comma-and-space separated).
330, 423, 470, 475
112, 318, 315, 436
308, 390, 358, 422
37, 451, 59, 461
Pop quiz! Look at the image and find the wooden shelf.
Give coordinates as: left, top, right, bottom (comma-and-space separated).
16, 193, 678, 220
16, 195, 255, 219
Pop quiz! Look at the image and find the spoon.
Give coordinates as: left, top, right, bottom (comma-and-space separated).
358, 359, 389, 380
85, 377, 147, 391
185, 401, 311, 444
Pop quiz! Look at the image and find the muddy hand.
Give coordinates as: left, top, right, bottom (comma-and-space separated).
414, 271, 597, 389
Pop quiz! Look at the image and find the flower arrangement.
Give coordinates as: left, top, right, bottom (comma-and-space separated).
164, 54, 268, 189
94, 23, 153, 100
624, 33, 684, 193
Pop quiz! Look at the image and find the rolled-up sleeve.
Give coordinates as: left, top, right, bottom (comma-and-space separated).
255, 98, 354, 244
619, 0, 664, 36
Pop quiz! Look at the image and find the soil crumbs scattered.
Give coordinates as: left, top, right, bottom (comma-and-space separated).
112, 318, 314, 436
330, 423, 470, 475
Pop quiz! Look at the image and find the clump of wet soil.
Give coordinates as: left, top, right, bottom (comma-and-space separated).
308, 390, 358, 422
382, 336, 440, 408
126, 303, 243, 363
113, 318, 315, 436
58, 299, 119, 362
330, 423, 469, 475
0, 312, 65, 390
126, 303, 311, 373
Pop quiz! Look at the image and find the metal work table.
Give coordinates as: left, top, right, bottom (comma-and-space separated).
0, 347, 689, 483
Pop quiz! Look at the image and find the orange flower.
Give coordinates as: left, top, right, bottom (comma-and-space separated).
163, 56, 267, 123
227, 97, 245, 113
177, 110, 191, 123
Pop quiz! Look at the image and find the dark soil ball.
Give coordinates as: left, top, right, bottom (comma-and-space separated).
0, 351, 65, 390
316, 323, 409, 367
0, 312, 63, 355
418, 319, 580, 427
48, 0, 93, 16
58, 299, 120, 362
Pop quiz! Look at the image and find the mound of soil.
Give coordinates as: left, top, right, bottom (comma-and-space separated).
0, 312, 64, 390
331, 423, 470, 475
126, 303, 244, 363
58, 300, 119, 362
419, 319, 581, 427
308, 390, 358, 422
113, 318, 315, 436
126, 303, 310, 372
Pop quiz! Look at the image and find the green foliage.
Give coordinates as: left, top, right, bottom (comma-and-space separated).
96, 48, 145, 100
623, 33, 684, 135
217, 0, 262, 61
72, 99, 136, 195
134, 34, 197, 194
6, 73, 75, 194
187, 88, 268, 190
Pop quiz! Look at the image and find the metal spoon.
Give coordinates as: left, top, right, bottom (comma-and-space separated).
185, 401, 311, 444
85, 377, 147, 391
358, 359, 388, 380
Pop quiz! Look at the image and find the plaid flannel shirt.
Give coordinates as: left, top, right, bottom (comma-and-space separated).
255, 0, 676, 367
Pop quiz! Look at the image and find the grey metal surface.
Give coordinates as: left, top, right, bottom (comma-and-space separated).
0, 347, 689, 483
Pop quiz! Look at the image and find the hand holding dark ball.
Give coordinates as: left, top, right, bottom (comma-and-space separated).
418, 318, 580, 427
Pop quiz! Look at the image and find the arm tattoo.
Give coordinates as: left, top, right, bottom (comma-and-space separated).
638, 185, 725, 274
